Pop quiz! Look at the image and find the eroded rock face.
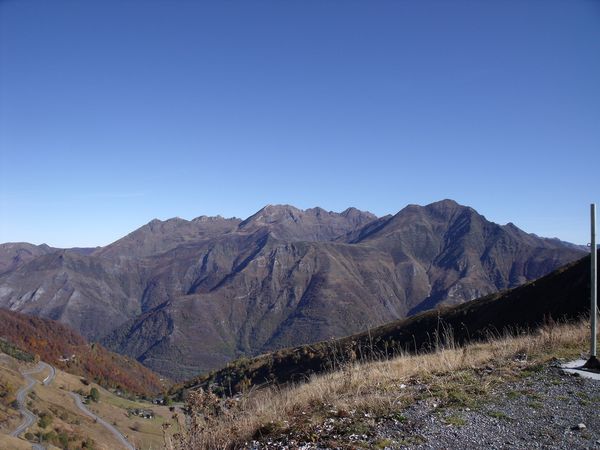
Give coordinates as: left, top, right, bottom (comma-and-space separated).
0, 201, 585, 379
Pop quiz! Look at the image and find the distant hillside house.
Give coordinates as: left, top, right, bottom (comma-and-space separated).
128, 408, 154, 419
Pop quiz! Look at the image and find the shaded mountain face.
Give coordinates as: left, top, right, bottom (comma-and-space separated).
0, 201, 586, 379
184, 251, 594, 396
349, 201, 583, 314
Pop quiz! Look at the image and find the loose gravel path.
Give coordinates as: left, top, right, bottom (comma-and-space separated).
374, 365, 600, 449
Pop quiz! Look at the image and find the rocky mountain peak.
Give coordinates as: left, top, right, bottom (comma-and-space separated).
192, 215, 239, 223
249, 204, 302, 220
238, 204, 378, 242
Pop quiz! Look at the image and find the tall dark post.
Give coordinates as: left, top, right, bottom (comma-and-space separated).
584, 203, 599, 369
591, 204, 597, 357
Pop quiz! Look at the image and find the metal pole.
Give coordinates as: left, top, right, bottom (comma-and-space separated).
584, 203, 599, 369
591, 203, 597, 357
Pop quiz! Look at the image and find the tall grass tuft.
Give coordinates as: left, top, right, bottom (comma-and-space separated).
167, 318, 589, 450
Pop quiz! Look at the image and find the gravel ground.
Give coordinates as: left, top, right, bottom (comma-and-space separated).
249, 363, 600, 450
375, 366, 600, 449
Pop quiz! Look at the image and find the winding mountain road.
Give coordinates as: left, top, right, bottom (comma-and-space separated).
10, 362, 53, 437
68, 392, 135, 450
9, 361, 133, 449
42, 363, 55, 386
9, 361, 55, 449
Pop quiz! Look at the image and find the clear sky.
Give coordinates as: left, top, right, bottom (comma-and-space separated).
1, 0, 599, 248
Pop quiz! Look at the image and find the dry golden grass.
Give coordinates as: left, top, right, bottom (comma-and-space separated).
0, 433, 40, 449
170, 319, 590, 449
1, 319, 591, 449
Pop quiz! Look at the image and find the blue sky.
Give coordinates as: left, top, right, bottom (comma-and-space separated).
1, 0, 599, 247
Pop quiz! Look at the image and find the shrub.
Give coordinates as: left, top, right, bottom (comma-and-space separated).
89, 387, 100, 402
38, 412, 52, 428
82, 438, 96, 449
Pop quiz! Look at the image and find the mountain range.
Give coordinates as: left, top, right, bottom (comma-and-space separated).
0, 200, 586, 379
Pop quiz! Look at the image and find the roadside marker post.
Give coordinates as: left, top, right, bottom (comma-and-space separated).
584, 203, 599, 369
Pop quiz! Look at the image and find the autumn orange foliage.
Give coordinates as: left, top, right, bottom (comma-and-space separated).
0, 308, 165, 396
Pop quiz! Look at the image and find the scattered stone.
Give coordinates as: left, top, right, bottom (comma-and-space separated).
251, 364, 600, 450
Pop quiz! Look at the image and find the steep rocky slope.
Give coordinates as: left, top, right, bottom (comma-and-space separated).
351, 201, 581, 313
0, 251, 146, 339
183, 251, 593, 395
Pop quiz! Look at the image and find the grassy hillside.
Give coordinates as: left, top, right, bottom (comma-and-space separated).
169, 317, 593, 449
0, 355, 181, 449
0, 353, 25, 433
0, 308, 165, 397
179, 252, 593, 396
